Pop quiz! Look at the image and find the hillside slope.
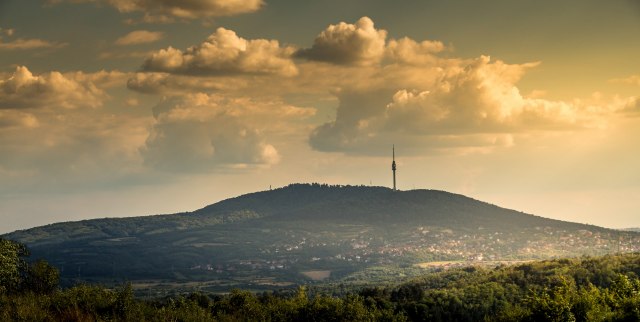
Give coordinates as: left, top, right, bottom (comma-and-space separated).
3, 184, 639, 290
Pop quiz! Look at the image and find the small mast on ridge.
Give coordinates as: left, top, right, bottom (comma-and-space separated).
392, 145, 397, 191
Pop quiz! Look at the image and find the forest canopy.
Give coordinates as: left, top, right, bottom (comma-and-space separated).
2, 238, 640, 321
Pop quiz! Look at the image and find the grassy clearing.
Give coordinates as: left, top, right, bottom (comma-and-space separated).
301, 270, 331, 281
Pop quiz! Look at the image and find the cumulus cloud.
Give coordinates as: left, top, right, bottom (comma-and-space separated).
0, 66, 145, 191
123, 15, 629, 157
127, 72, 247, 94
0, 69, 148, 192
141, 28, 297, 76
47, 0, 263, 19
0, 106, 149, 192
142, 93, 314, 171
0, 66, 106, 109
309, 56, 614, 155
115, 30, 163, 45
385, 37, 446, 65
618, 97, 640, 115
296, 17, 387, 66
65, 70, 130, 89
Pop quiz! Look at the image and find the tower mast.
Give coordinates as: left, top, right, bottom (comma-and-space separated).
392, 145, 397, 191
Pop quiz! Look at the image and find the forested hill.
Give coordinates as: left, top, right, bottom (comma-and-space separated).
194, 183, 603, 231
6, 183, 608, 244
3, 184, 638, 288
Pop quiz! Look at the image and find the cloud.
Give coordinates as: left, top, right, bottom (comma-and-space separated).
0, 107, 149, 192
0, 67, 144, 191
98, 50, 155, 60
0, 66, 313, 190
125, 16, 631, 157
47, 0, 263, 20
309, 56, 615, 155
0, 110, 39, 129
0, 69, 148, 192
385, 37, 446, 65
65, 70, 130, 88
0, 66, 107, 109
610, 75, 640, 86
0, 28, 66, 50
115, 30, 163, 45
142, 93, 314, 171
127, 72, 247, 94
618, 97, 640, 115
296, 17, 387, 66
140, 28, 298, 76
0, 38, 66, 50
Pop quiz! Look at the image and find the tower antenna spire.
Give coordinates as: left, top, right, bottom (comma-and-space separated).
392, 145, 397, 191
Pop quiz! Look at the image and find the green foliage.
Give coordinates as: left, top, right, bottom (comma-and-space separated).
2, 253, 640, 321
3, 228, 640, 321
607, 274, 640, 321
526, 285, 576, 322
24, 259, 59, 294
378, 253, 640, 321
0, 239, 29, 294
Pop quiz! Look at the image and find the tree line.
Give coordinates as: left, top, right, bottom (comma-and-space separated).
2, 237, 640, 321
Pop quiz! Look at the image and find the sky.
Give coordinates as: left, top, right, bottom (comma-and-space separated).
1, 0, 639, 233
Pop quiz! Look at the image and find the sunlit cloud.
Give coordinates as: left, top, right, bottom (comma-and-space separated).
98, 50, 156, 60
120, 16, 634, 157
0, 110, 39, 129
619, 97, 640, 115
303, 20, 624, 155
610, 75, 640, 86
0, 66, 106, 109
46, 0, 264, 20
142, 93, 314, 171
140, 27, 298, 76
0, 109, 149, 192
0, 28, 66, 51
385, 37, 446, 65
296, 17, 387, 66
0, 68, 148, 192
127, 72, 247, 94
64, 70, 130, 89
115, 30, 164, 46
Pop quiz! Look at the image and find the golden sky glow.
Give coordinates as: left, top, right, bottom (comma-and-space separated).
0, 0, 639, 233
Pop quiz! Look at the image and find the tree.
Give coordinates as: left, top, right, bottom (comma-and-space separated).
526, 286, 576, 322
24, 259, 59, 294
0, 238, 29, 294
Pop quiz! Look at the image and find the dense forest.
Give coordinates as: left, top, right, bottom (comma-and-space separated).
2, 238, 640, 321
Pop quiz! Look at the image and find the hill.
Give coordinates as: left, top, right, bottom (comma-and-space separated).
3, 184, 640, 292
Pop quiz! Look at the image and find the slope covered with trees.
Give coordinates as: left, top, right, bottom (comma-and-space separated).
2, 238, 640, 321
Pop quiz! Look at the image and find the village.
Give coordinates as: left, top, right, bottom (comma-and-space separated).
187, 224, 640, 285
